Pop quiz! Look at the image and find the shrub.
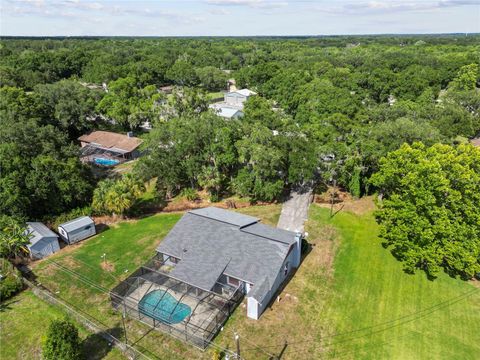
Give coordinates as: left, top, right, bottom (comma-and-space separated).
180, 188, 198, 202
0, 259, 23, 301
211, 349, 221, 360
0, 259, 23, 300
43, 318, 83, 360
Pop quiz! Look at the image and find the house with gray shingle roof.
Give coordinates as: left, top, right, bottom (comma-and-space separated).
156, 207, 302, 320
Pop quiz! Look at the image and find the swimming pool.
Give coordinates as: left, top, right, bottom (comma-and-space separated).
138, 289, 192, 324
93, 157, 120, 166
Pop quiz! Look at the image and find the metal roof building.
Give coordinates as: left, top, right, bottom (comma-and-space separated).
26, 222, 60, 259
58, 216, 96, 245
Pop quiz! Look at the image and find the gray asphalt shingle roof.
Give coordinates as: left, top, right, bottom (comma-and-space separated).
170, 254, 231, 292
59, 216, 94, 232
189, 207, 259, 227
156, 207, 296, 301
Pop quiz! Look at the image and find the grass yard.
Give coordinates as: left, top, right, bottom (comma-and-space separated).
29, 205, 282, 360
0, 290, 123, 360
8, 202, 478, 360
319, 205, 480, 360
213, 204, 480, 360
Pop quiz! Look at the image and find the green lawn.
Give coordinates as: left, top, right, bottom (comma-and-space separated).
6, 204, 478, 360
0, 290, 123, 360
29, 205, 282, 360
315, 205, 480, 360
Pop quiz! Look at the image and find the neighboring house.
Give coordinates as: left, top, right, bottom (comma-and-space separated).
471, 137, 480, 147
209, 88, 256, 119
208, 103, 244, 119
58, 216, 96, 245
156, 207, 301, 320
78, 131, 143, 164
224, 88, 257, 108
25, 222, 60, 259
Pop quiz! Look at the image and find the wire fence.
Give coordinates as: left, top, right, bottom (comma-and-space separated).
21, 276, 154, 360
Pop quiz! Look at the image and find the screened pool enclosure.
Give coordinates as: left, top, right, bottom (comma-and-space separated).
110, 254, 243, 349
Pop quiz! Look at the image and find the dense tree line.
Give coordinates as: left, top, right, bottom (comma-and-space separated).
0, 36, 479, 278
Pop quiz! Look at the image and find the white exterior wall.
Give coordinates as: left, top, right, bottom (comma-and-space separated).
224, 92, 247, 106
247, 296, 259, 319
247, 244, 299, 320
59, 223, 96, 244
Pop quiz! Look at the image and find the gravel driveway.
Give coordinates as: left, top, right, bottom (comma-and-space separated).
277, 186, 313, 233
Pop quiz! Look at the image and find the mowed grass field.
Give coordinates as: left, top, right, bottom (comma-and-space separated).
16, 205, 282, 360
314, 204, 480, 360
2, 202, 478, 359
0, 290, 123, 360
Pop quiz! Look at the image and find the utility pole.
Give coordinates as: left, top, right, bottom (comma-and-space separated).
234, 332, 240, 360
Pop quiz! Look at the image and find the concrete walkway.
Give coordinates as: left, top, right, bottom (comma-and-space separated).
277, 187, 313, 233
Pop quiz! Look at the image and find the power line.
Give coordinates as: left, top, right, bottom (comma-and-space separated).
41, 260, 241, 359
250, 287, 480, 357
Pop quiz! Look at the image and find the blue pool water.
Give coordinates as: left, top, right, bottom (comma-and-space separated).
94, 157, 120, 166
138, 289, 192, 324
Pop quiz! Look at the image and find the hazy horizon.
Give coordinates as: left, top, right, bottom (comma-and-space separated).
1, 0, 479, 37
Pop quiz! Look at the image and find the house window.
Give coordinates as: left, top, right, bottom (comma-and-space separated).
227, 276, 240, 287
84, 225, 92, 230
284, 262, 289, 276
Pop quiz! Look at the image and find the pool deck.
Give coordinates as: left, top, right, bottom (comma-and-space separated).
126, 282, 223, 337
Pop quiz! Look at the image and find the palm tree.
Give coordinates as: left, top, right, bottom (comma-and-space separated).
0, 219, 31, 259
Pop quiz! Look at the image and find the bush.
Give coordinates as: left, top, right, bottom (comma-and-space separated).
46, 206, 92, 230
209, 193, 220, 203
43, 318, 83, 360
180, 188, 198, 202
0, 259, 23, 301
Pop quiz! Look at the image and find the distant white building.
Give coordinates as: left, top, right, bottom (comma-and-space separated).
209, 103, 244, 119
224, 89, 257, 107
209, 88, 256, 119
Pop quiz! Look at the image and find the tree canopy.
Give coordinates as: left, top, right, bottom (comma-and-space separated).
371, 142, 480, 279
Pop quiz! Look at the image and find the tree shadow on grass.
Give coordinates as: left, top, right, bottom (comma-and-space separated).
82, 327, 123, 360
0, 299, 20, 312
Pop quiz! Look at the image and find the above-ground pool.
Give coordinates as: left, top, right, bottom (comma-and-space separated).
138, 289, 192, 324
94, 157, 120, 166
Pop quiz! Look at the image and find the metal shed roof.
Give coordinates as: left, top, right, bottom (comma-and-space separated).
26, 222, 58, 245
59, 216, 94, 233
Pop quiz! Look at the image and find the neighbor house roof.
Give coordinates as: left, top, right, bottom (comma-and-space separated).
59, 216, 94, 233
209, 103, 243, 118
156, 207, 297, 301
471, 137, 480, 147
234, 89, 257, 97
26, 222, 58, 246
78, 131, 142, 153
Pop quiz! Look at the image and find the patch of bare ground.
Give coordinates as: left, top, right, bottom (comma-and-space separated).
100, 260, 115, 272
314, 188, 377, 215
471, 279, 480, 288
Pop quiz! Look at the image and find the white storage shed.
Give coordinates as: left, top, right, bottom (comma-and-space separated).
26, 222, 60, 259
58, 216, 96, 245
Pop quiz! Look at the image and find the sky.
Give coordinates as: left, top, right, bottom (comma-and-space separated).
1, 0, 479, 36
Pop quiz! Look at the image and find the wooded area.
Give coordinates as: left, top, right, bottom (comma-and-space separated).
0, 35, 479, 277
